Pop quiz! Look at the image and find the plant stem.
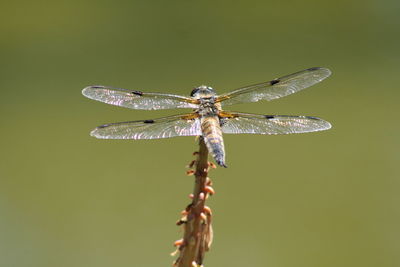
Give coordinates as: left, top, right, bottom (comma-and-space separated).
174, 137, 214, 267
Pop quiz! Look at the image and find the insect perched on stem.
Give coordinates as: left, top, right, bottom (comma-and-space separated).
82, 67, 332, 167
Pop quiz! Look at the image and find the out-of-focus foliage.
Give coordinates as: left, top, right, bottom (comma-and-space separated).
0, 0, 399, 266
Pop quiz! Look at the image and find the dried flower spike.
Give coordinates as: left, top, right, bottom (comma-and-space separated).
204, 186, 215, 195
174, 239, 184, 247
203, 206, 212, 215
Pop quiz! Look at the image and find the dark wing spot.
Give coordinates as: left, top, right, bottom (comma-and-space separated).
131, 90, 143, 96
265, 115, 275, 119
91, 85, 106, 89
143, 119, 155, 123
270, 79, 280, 85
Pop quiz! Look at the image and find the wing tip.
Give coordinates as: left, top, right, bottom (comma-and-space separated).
82, 86, 90, 97
307, 67, 332, 79
90, 127, 107, 139
324, 120, 333, 130
304, 115, 332, 131
82, 85, 109, 96
82, 85, 100, 97
315, 119, 332, 132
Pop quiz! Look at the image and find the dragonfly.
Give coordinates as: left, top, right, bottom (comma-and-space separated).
82, 67, 332, 167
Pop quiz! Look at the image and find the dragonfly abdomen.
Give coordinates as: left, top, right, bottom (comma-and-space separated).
201, 116, 226, 167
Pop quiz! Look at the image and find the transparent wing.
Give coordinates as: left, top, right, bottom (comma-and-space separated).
82, 85, 199, 110
90, 114, 201, 139
220, 112, 331, 135
217, 67, 331, 106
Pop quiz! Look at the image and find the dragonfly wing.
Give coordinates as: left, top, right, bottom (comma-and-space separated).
90, 114, 201, 139
82, 85, 199, 110
220, 112, 331, 135
217, 67, 331, 106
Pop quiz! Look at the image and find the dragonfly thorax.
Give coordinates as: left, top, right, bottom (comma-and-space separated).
190, 85, 217, 98
197, 97, 221, 117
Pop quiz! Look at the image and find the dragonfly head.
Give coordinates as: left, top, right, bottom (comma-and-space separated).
190, 85, 216, 98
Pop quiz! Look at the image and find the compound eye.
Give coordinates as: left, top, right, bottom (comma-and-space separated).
190, 88, 200, 97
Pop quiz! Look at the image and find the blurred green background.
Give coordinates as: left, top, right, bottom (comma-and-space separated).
1, 0, 399, 266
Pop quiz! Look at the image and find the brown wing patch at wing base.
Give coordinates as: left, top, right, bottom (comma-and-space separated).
218, 111, 238, 119
215, 95, 230, 103
181, 113, 201, 120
